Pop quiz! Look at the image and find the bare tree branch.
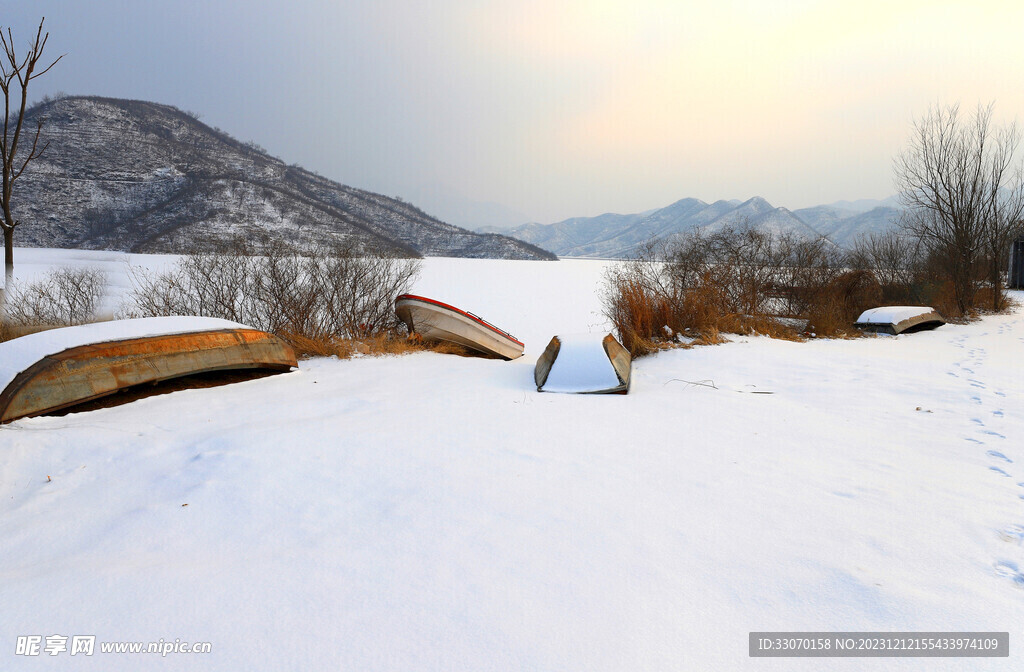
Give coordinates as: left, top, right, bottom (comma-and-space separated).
1, 17, 64, 291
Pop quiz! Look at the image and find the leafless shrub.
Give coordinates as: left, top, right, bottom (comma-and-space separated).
848, 230, 924, 303
602, 224, 863, 354
600, 243, 679, 356
121, 237, 420, 346
2, 267, 107, 327
700, 224, 788, 315
805, 270, 882, 336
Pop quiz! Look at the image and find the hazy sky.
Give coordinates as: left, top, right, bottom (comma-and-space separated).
6, 1, 1024, 222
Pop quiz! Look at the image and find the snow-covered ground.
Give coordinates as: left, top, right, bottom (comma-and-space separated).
1, 248, 1022, 670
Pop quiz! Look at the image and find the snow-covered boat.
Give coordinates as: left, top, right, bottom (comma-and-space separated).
394, 294, 524, 360
534, 333, 631, 394
0, 317, 297, 423
854, 306, 945, 335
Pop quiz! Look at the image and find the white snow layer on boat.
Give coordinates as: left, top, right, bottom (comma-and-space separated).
855, 306, 935, 325
540, 333, 621, 393
0, 316, 248, 392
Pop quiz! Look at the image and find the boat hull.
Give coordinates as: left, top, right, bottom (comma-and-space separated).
854, 306, 945, 335
395, 295, 524, 360
534, 333, 631, 394
0, 328, 296, 423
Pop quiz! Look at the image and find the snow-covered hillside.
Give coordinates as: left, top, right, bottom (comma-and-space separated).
1, 249, 1021, 671
13, 97, 556, 261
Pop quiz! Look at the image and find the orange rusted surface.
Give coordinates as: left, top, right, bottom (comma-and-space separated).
0, 329, 296, 423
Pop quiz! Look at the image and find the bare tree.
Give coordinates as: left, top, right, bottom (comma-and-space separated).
895, 103, 1023, 314
981, 159, 1024, 310
1, 18, 63, 294
849, 231, 921, 289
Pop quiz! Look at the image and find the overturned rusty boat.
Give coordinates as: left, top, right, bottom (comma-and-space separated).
854, 306, 945, 335
0, 317, 296, 423
534, 333, 631, 394
395, 294, 524, 360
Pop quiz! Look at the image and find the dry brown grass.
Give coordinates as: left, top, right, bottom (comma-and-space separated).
604, 275, 676, 356
603, 261, 805, 356
971, 286, 1013, 315
281, 331, 488, 360
803, 270, 881, 338
721, 314, 804, 340
0, 321, 63, 342
925, 280, 964, 320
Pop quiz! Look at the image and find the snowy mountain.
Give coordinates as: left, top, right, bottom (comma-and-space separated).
11, 96, 556, 260
795, 205, 903, 245
505, 195, 897, 258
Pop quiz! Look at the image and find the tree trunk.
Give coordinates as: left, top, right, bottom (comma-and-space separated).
3, 225, 12, 285
1, 226, 12, 323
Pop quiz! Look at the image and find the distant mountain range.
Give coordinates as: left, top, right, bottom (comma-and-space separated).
481, 196, 904, 258
13, 96, 556, 260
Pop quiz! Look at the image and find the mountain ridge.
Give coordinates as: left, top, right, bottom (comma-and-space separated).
12, 96, 556, 260
496, 196, 903, 258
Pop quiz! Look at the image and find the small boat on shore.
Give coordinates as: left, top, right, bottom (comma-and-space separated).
854, 306, 945, 335
0, 317, 296, 423
534, 333, 631, 394
394, 294, 524, 360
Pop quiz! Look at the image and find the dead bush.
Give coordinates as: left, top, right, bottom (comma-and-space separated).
849, 231, 929, 306
804, 270, 882, 336
601, 239, 684, 356
122, 237, 420, 348
602, 226, 832, 355
601, 224, 899, 353
2, 267, 107, 328
702, 224, 789, 315
601, 270, 675, 356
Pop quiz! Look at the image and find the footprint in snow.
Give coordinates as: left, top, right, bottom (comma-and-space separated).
994, 563, 1024, 589
947, 372, 960, 378
966, 437, 985, 445
990, 466, 1012, 477
969, 380, 986, 389
972, 418, 985, 426
987, 450, 1012, 463
995, 391, 1006, 397
982, 430, 1007, 439
993, 410, 1004, 417
999, 525, 1024, 543
971, 395, 983, 404
994, 560, 1019, 576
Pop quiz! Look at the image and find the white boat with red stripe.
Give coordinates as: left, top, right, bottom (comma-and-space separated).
394, 294, 525, 360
